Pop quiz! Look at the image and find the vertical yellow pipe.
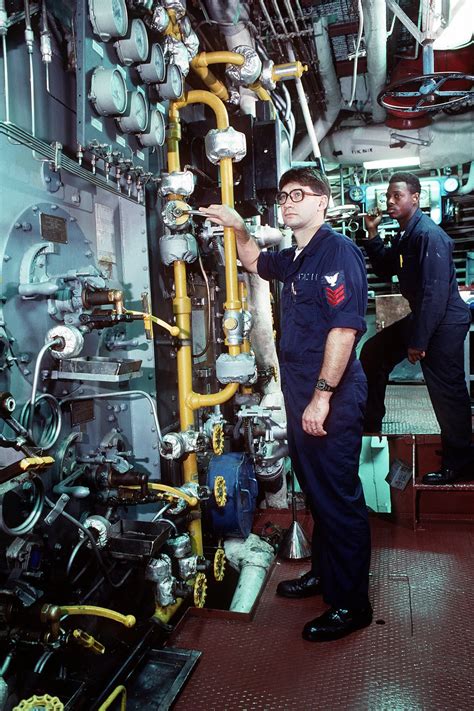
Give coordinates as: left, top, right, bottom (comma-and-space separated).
167, 103, 202, 556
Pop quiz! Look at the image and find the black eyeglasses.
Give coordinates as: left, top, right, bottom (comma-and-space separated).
276, 189, 324, 205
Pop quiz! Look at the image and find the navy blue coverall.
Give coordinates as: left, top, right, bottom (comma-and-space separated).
258, 224, 371, 610
361, 208, 472, 468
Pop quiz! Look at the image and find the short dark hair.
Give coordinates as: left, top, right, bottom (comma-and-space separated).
389, 172, 421, 194
279, 167, 331, 199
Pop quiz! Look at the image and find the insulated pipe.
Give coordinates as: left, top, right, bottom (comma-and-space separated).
362, 0, 387, 123
225, 534, 274, 613
293, 17, 343, 161
319, 113, 474, 169
459, 161, 474, 195
287, 43, 321, 160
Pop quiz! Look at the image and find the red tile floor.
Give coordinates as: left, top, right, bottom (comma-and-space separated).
169, 514, 474, 710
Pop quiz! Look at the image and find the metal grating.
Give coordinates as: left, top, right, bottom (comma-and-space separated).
169, 517, 474, 710
382, 384, 440, 435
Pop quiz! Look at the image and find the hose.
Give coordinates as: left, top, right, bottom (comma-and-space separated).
44, 496, 131, 589
27, 339, 62, 439
19, 393, 62, 450
0, 476, 45, 536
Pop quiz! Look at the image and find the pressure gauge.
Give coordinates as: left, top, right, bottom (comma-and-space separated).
443, 176, 459, 193
88, 0, 128, 41
156, 64, 184, 101
138, 109, 166, 147
114, 19, 149, 66
89, 66, 127, 116
349, 185, 365, 202
137, 43, 166, 84
116, 88, 149, 133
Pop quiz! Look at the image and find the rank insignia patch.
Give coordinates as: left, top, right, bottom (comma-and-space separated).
323, 271, 346, 307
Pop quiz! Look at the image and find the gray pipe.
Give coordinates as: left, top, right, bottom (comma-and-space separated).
362, 0, 387, 123
293, 17, 343, 161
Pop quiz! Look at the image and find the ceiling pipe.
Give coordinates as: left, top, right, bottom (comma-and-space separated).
293, 16, 343, 161
319, 113, 474, 170
362, 0, 387, 123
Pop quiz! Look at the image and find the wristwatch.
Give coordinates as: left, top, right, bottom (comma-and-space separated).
315, 378, 337, 393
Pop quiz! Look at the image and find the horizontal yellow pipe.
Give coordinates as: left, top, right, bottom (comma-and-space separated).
187, 382, 239, 410
175, 90, 229, 131
192, 51, 245, 68
58, 606, 136, 628
123, 482, 198, 507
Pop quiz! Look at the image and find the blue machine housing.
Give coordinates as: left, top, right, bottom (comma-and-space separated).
207, 452, 258, 539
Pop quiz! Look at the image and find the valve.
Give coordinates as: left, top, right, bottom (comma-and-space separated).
213, 475, 227, 508
13, 696, 64, 711
212, 424, 225, 456
193, 572, 207, 608
71, 628, 105, 655
213, 548, 226, 582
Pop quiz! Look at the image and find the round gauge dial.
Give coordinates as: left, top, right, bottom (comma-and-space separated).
157, 64, 184, 101
349, 185, 365, 202
139, 109, 166, 147
89, 66, 127, 116
88, 0, 128, 41
137, 43, 166, 84
116, 89, 149, 133
443, 176, 459, 193
114, 18, 149, 66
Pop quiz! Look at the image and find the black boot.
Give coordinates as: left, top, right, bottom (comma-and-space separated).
422, 462, 474, 485
302, 605, 373, 642
276, 571, 321, 599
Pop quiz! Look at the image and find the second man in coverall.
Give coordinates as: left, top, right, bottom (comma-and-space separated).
361, 172, 473, 484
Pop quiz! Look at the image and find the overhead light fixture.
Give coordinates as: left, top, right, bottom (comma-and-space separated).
362, 157, 421, 170
433, 0, 473, 50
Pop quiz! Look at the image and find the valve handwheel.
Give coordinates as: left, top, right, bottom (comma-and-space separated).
378, 72, 474, 113
193, 572, 207, 608
213, 547, 226, 582
213, 475, 227, 507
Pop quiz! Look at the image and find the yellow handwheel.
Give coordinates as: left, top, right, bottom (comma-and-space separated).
213, 475, 227, 507
193, 572, 207, 608
213, 548, 226, 582
212, 423, 225, 455
13, 695, 64, 711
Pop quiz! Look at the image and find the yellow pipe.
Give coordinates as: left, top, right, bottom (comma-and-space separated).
124, 309, 180, 337
191, 52, 245, 100
154, 598, 184, 624
58, 606, 136, 628
192, 51, 245, 68
187, 382, 239, 410
98, 685, 127, 711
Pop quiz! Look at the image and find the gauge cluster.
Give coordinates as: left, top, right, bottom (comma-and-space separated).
76, 0, 172, 170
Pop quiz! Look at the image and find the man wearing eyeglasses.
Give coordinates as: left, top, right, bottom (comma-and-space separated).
200, 167, 371, 642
